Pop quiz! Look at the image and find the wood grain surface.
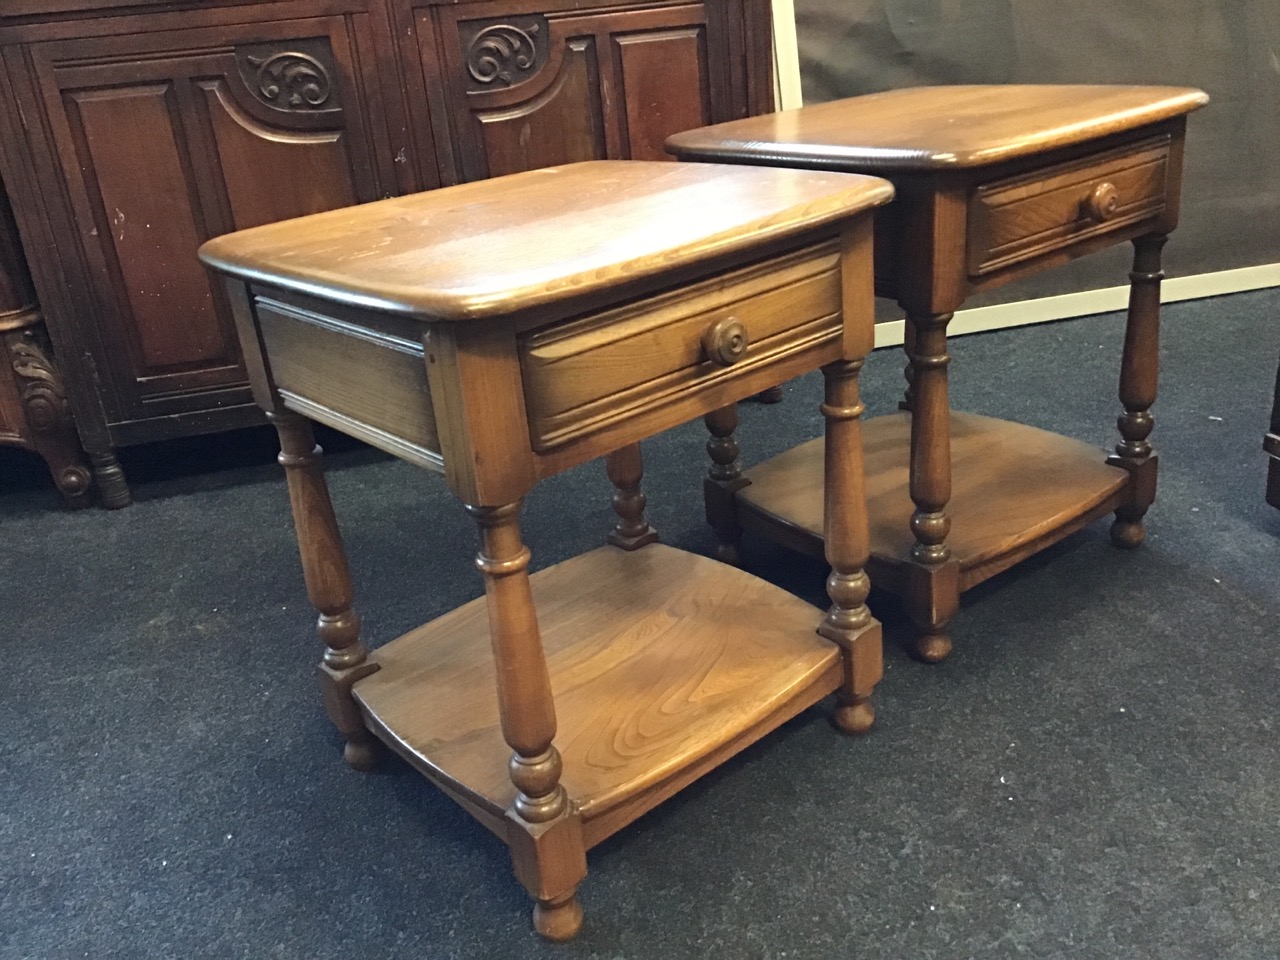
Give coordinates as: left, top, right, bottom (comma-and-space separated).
666, 85, 1208, 172
353, 543, 842, 845
736, 411, 1131, 590
198, 160, 893, 321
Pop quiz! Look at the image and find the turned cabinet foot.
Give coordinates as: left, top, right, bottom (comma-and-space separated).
89, 451, 132, 508
753, 384, 784, 404
4, 327, 93, 507
533, 893, 585, 942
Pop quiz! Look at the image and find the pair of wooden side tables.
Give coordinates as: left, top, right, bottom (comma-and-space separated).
200, 85, 1207, 940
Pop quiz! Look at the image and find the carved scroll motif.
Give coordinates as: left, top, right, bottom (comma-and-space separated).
11, 333, 70, 433
465, 20, 545, 88
238, 44, 339, 112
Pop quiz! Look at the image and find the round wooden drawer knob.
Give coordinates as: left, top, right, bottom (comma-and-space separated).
702, 317, 748, 367
1085, 182, 1120, 222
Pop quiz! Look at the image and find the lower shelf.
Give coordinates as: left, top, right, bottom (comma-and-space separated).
353, 542, 842, 848
736, 411, 1131, 592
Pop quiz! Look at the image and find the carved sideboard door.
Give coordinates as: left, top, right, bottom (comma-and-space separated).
412, 0, 771, 182
1, 7, 408, 502
0, 0, 768, 505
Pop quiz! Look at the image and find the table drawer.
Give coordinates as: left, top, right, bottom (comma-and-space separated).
968, 135, 1170, 277
519, 239, 843, 451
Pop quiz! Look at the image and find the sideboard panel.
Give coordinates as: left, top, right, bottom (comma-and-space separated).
63, 82, 239, 389
22, 12, 391, 429
469, 34, 607, 179
613, 25, 711, 161
0, 0, 772, 502
424, 0, 730, 182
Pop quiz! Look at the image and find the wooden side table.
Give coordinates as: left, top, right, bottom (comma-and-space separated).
669, 85, 1209, 662
199, 161, 893, 940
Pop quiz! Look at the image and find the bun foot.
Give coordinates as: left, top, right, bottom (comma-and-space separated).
1110, 515, 1146, 549
713, 542, 740, 566
833, 699, 875, 735
533, 895, 584, 942
343, 739, 381, 772
913, 631, 952, 664
754, 385, 784, 404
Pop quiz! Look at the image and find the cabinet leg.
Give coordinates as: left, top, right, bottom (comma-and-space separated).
1108, 234, 1166, 549
904, 310, 960, 662
703, 404, 748, 565
468, 501, 586, 941
88, 450, 131, 509
605, 443, 658, 550
754, 384, 784, 404
271, 411, 380, 771
5, 328, 92, 508
818, 359, 884, 734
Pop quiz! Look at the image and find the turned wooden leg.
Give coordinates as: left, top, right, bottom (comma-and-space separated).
818, 359, 884, 734
703, 404, 748, 564
5, 328, 92, 507
898, 312, 917, 412
467, 501, 587, 942
1108, 234, 1165, 549
270, 411, 381, 771
87, 450, 131, 509
605, 443, 658, 550
903, 311, 960, 663
754, 384, 784, 403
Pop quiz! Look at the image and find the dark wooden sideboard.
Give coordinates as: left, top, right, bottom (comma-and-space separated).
0, 0, 773, 504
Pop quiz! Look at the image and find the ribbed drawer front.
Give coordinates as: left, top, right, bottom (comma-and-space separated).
519, 240, 843, 451
968, 135, 1170, 277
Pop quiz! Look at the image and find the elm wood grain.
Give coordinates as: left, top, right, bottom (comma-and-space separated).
665, 85, 1209, 173
353, 544, 844, 845
0, 0, 772, 503
669, 84, 1207, 661
735, 411, 1130, 592
198, 161, 893, 323
199, 159, 890, 940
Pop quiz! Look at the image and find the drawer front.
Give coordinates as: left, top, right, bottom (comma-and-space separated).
968, 135, 1171, 277
520, 240, 842, 451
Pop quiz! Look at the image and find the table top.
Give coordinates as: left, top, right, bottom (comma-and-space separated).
667, 85, 1209, 173
198, 160, 893, 323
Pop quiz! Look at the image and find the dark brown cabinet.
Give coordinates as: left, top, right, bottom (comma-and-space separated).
0, 0, 772, 504
423, 0, 728, 178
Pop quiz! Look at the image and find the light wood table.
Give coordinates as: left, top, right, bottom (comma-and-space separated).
198, 160, 893, 940
669, 85, 1209, 662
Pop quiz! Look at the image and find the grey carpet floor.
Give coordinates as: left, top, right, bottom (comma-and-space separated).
2, 288, 1278, 960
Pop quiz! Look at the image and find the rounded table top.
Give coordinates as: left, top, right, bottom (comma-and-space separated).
666, 85, 1209, 173
199, 160, 893, 322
